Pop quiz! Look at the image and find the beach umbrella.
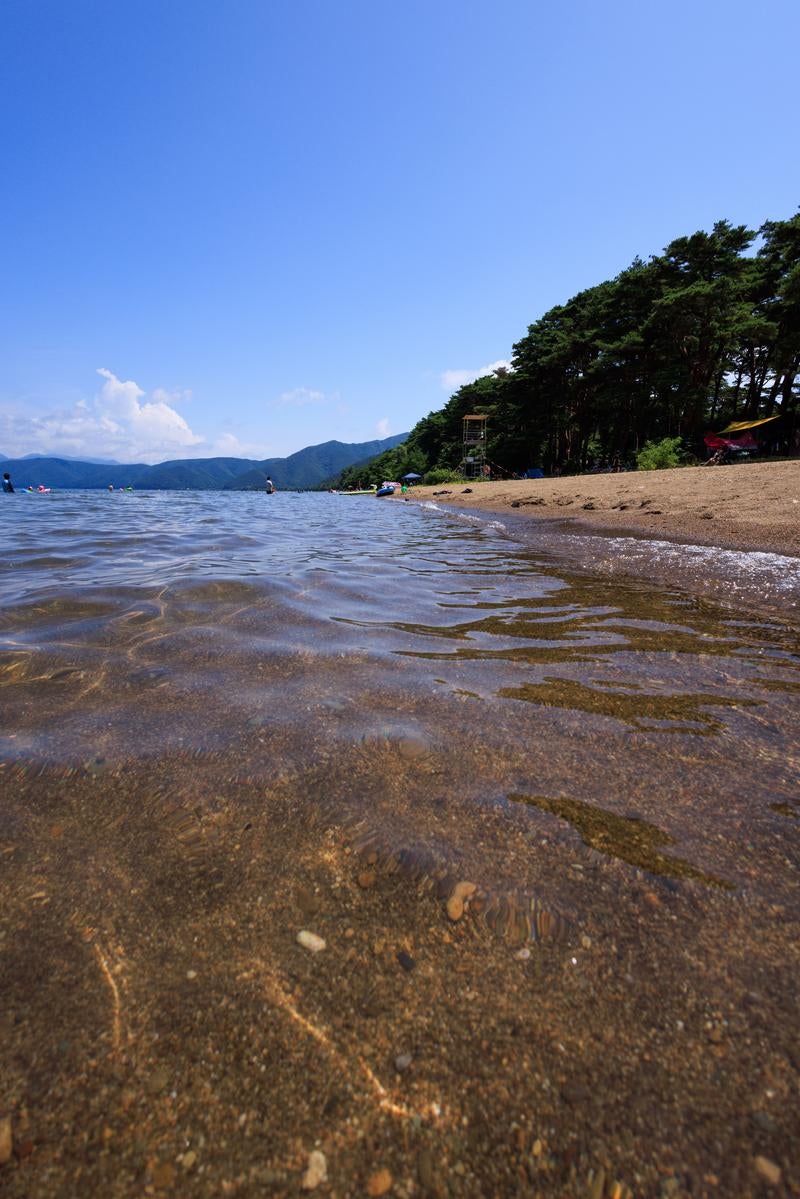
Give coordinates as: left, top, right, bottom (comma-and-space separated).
401, 472, 422, 480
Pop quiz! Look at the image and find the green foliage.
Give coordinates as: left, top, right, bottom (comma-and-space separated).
636, 437, 685, 471
330, 210, 799, 489
423, 467, 463, 484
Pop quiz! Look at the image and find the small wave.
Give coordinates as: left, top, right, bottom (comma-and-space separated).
574, 534, 800, 609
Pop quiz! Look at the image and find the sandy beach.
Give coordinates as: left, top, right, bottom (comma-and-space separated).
399, 460, 800, 560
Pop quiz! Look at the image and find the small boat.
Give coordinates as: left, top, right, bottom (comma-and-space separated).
375, 485, 395, 498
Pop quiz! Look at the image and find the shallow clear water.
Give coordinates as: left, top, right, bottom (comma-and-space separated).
1, 489, 799, 926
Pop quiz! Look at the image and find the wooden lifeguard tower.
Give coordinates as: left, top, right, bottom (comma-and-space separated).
461, 414, 489, 478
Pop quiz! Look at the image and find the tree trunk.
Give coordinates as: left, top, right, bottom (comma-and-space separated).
709, 365, 726, 423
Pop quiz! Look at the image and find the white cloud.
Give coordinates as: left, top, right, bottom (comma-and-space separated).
440, 360, 513, 391
214, 432, 243, 454
0, 369, 205, 464
96, 367, 145, 419
212, 432, 252, 457
274, 387, 327, 408
376, 418, 391, 438
94, 368, 203, 458
152, 386, 192, 407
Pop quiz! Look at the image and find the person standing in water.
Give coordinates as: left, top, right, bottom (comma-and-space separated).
2, 472, 14, 493
265, 477, 275, 494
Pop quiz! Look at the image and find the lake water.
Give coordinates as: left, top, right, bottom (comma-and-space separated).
2, 489, 798, 929
3, 488, 800, 1195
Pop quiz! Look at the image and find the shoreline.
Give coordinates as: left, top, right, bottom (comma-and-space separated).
397, 460, 800, 560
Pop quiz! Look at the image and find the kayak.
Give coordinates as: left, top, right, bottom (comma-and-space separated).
339, 489, 375, 496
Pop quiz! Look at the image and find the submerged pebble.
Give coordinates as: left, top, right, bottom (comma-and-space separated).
367, 1167, 393, 1195
754, 1156, 781, 1186
302, 1149, 327, 1189
297, 930, 326, 953
446, 880, 476, 921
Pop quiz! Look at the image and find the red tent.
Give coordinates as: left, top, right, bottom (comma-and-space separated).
703, 431, 759, 451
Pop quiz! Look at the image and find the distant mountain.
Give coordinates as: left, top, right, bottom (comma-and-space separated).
138, 457, 261, 490
0, 434, 408, 491
224, 436, 409, 491
17, 452, 121, 465
2, 458, 145, 489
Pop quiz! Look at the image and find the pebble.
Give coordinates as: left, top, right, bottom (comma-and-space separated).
754, 1155, 781, 1186
145, 1067, 170, 1095
181, 1150, 197, 1170
397, 736, 428, 760
152, 1161, 176, 1189
394, 1052, 413, 1073
296, 886, 321, 915
752, 1110, 778, 1133
396, 950, 415, 972
367, 1167, 393, 1195
446, 880, 476, 921
358, 871, 376, 888
302, 1149, 328, 1189
297, 930, 326, 953
0, 1115, 12, 1165
186, 970, 197, 980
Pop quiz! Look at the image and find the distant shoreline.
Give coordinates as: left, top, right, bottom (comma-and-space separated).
400, 460, 800, 561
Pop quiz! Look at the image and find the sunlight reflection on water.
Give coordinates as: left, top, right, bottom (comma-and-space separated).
1, 489, 798, 915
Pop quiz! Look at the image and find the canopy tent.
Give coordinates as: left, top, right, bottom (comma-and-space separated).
401, 472, 422, 480
705, 413, 781, 452
704, 432, 759, 451
719, 415, 780, 434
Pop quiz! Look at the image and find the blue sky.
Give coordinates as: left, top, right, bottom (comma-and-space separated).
2, 0, 798, 464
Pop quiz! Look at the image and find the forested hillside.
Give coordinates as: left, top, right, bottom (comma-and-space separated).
0, 435, 408, 491
338, 213, 799, 487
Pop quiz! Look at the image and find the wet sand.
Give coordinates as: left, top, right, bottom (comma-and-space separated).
3, 737, 799, 1199
400, 460, 800, 559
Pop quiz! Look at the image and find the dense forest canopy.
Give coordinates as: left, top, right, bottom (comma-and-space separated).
336, 212, 800, 488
